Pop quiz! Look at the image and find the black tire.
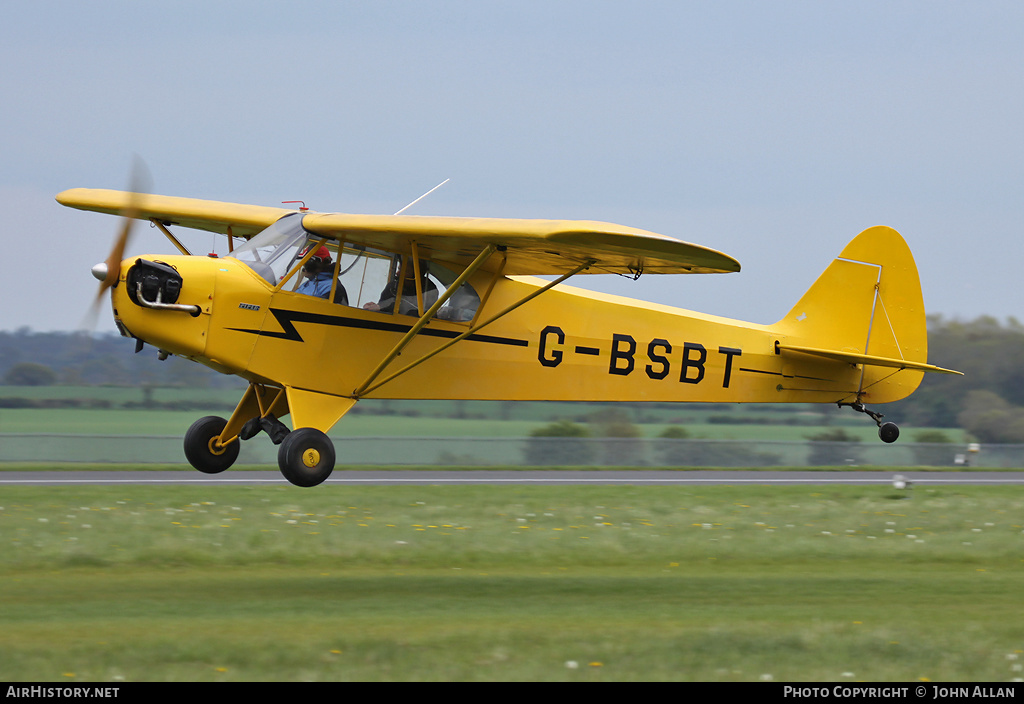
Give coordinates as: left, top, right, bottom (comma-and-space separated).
878, 422, 900, 444
278, 428, 336, 487
184, 415, 240, 474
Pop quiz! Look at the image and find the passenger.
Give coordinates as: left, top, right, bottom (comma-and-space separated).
436, 283, 480, 321
364, 260, 438, 315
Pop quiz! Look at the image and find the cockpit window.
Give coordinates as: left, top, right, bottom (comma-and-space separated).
428, 261, 481, 322
231, 214, 481, 320
348, 256, 481, 320
339, 247, 399, 310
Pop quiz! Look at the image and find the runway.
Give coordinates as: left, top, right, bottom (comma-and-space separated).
1, 470, 1022, 486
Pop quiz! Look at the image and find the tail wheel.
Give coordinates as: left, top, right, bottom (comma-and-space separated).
278, 428, 336, 487
184, 416, 240, 474
878, 422, 900, 444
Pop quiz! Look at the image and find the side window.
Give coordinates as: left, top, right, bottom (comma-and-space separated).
338, 248, 396, 310
428, 262, 481, 322
349, 255, 437, 315
340, 252, 481, 321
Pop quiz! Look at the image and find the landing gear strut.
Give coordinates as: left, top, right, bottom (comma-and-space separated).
840, 402, 900, 443
182, 383, 346, 487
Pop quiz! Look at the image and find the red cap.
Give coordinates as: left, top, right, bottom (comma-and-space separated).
302, 245, 331, 260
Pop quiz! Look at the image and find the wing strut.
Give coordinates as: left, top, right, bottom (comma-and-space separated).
356, 257, 595, 398
150, 219, 191, 256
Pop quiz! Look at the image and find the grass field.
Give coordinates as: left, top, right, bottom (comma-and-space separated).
0, 406, 963, 444
1, 384, 967, 442
1, 483, 1022, 681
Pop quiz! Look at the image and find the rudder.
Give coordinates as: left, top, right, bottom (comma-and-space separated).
774, 226, 928, 404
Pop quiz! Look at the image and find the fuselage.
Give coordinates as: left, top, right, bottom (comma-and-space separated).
109, 252, 896, 407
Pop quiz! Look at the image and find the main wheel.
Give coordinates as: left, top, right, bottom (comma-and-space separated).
184, 416, 240, 474
278, 428, 336, 487
878, 422, 900, 444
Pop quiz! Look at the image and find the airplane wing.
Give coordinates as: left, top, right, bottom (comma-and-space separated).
57, 188, 741, 276
56, 188, 294, 239
301, 213, 741, 276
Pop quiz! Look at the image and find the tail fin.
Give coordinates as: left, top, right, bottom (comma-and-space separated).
773, 226, 958, 404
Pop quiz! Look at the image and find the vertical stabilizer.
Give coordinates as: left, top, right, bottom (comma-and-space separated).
773, 226, 928, 403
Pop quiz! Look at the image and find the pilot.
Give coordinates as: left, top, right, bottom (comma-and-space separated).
364, 259, 438, 315
296, 245, 336, 299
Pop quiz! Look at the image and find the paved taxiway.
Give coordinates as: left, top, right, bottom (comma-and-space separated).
0, 470, 1021, 486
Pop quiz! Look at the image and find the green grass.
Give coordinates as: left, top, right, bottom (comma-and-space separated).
0, 384, 968, 442
0, 407, 540, 438
1, 484, 1023, 681
0, 462, 1005, 473
0, 406, 963, 443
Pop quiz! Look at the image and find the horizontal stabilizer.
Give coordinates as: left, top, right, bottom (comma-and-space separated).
778, 344, 962, 375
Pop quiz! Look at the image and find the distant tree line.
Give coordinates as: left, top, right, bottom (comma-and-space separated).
0, 329, 235, 389
886, 316, 1024, 441
525, 410, 784, 466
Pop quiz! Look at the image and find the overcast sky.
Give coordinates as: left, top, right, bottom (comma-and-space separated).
3, 1, 1022, 333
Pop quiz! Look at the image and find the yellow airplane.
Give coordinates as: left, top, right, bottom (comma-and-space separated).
57, 187, 961, 486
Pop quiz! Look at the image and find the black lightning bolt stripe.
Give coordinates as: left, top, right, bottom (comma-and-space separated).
229, 308, 529, 347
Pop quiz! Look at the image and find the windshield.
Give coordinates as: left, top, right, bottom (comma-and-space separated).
228, 213, 309, 285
